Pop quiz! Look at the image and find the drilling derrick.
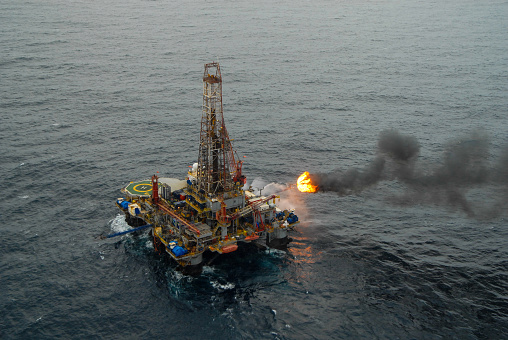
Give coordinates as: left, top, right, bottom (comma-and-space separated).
197, 62, 243, 198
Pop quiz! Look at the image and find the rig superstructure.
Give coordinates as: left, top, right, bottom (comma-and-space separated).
115, 62, 299, 269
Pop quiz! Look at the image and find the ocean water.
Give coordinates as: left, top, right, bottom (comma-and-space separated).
1, 0, 507, 338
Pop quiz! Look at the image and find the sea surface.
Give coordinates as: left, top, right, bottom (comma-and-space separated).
1, 0, 507, 339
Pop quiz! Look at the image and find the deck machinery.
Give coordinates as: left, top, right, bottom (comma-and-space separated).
116, 62, 299, 268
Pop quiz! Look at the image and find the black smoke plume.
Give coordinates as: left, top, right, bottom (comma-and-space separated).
308, 129, 508, 218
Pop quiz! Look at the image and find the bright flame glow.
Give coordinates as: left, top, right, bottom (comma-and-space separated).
297, 171, 317, 193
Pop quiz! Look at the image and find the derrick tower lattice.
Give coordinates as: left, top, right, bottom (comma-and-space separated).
196, 63, 242, 197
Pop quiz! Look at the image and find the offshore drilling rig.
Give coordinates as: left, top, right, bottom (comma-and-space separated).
113, 62, 299, 269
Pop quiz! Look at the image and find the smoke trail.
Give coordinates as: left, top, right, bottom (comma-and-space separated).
308, 129, 508, 218
396, 131, 491, 217
311, 130, 420, 194
494, 146, 508, 183
480, 145, 508, 218
378, 129, 420, 162
311, 157, 385, 195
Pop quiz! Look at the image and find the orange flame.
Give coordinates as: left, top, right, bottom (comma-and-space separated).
297, 171, 317, 193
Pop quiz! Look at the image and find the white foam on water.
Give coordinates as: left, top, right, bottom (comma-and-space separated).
109, 214, 130, 233
210, 280, 235, 290
264, 248, 286, 257
202, 266, 215, 274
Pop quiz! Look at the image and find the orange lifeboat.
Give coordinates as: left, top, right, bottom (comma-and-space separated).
222, 244, 238, 253
245, 234, 260, 241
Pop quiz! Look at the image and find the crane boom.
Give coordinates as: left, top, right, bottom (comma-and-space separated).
227, 194, 277, 220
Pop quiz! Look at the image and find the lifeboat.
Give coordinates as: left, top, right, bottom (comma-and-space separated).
222, 244, 238, 253
245, 234, 260, 241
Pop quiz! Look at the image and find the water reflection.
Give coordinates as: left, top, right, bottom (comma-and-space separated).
289, 238, 317, 264
287, 234, 322, 286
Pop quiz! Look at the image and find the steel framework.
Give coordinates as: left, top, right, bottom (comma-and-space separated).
196, 62, 239, 196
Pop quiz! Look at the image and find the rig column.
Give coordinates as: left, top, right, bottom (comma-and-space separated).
151, 175, 159, 204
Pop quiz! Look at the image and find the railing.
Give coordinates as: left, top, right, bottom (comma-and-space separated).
185, 198, 210, 214
155, 202, 201, 236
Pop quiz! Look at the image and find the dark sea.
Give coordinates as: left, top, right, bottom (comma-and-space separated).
1, 0, 507, 338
